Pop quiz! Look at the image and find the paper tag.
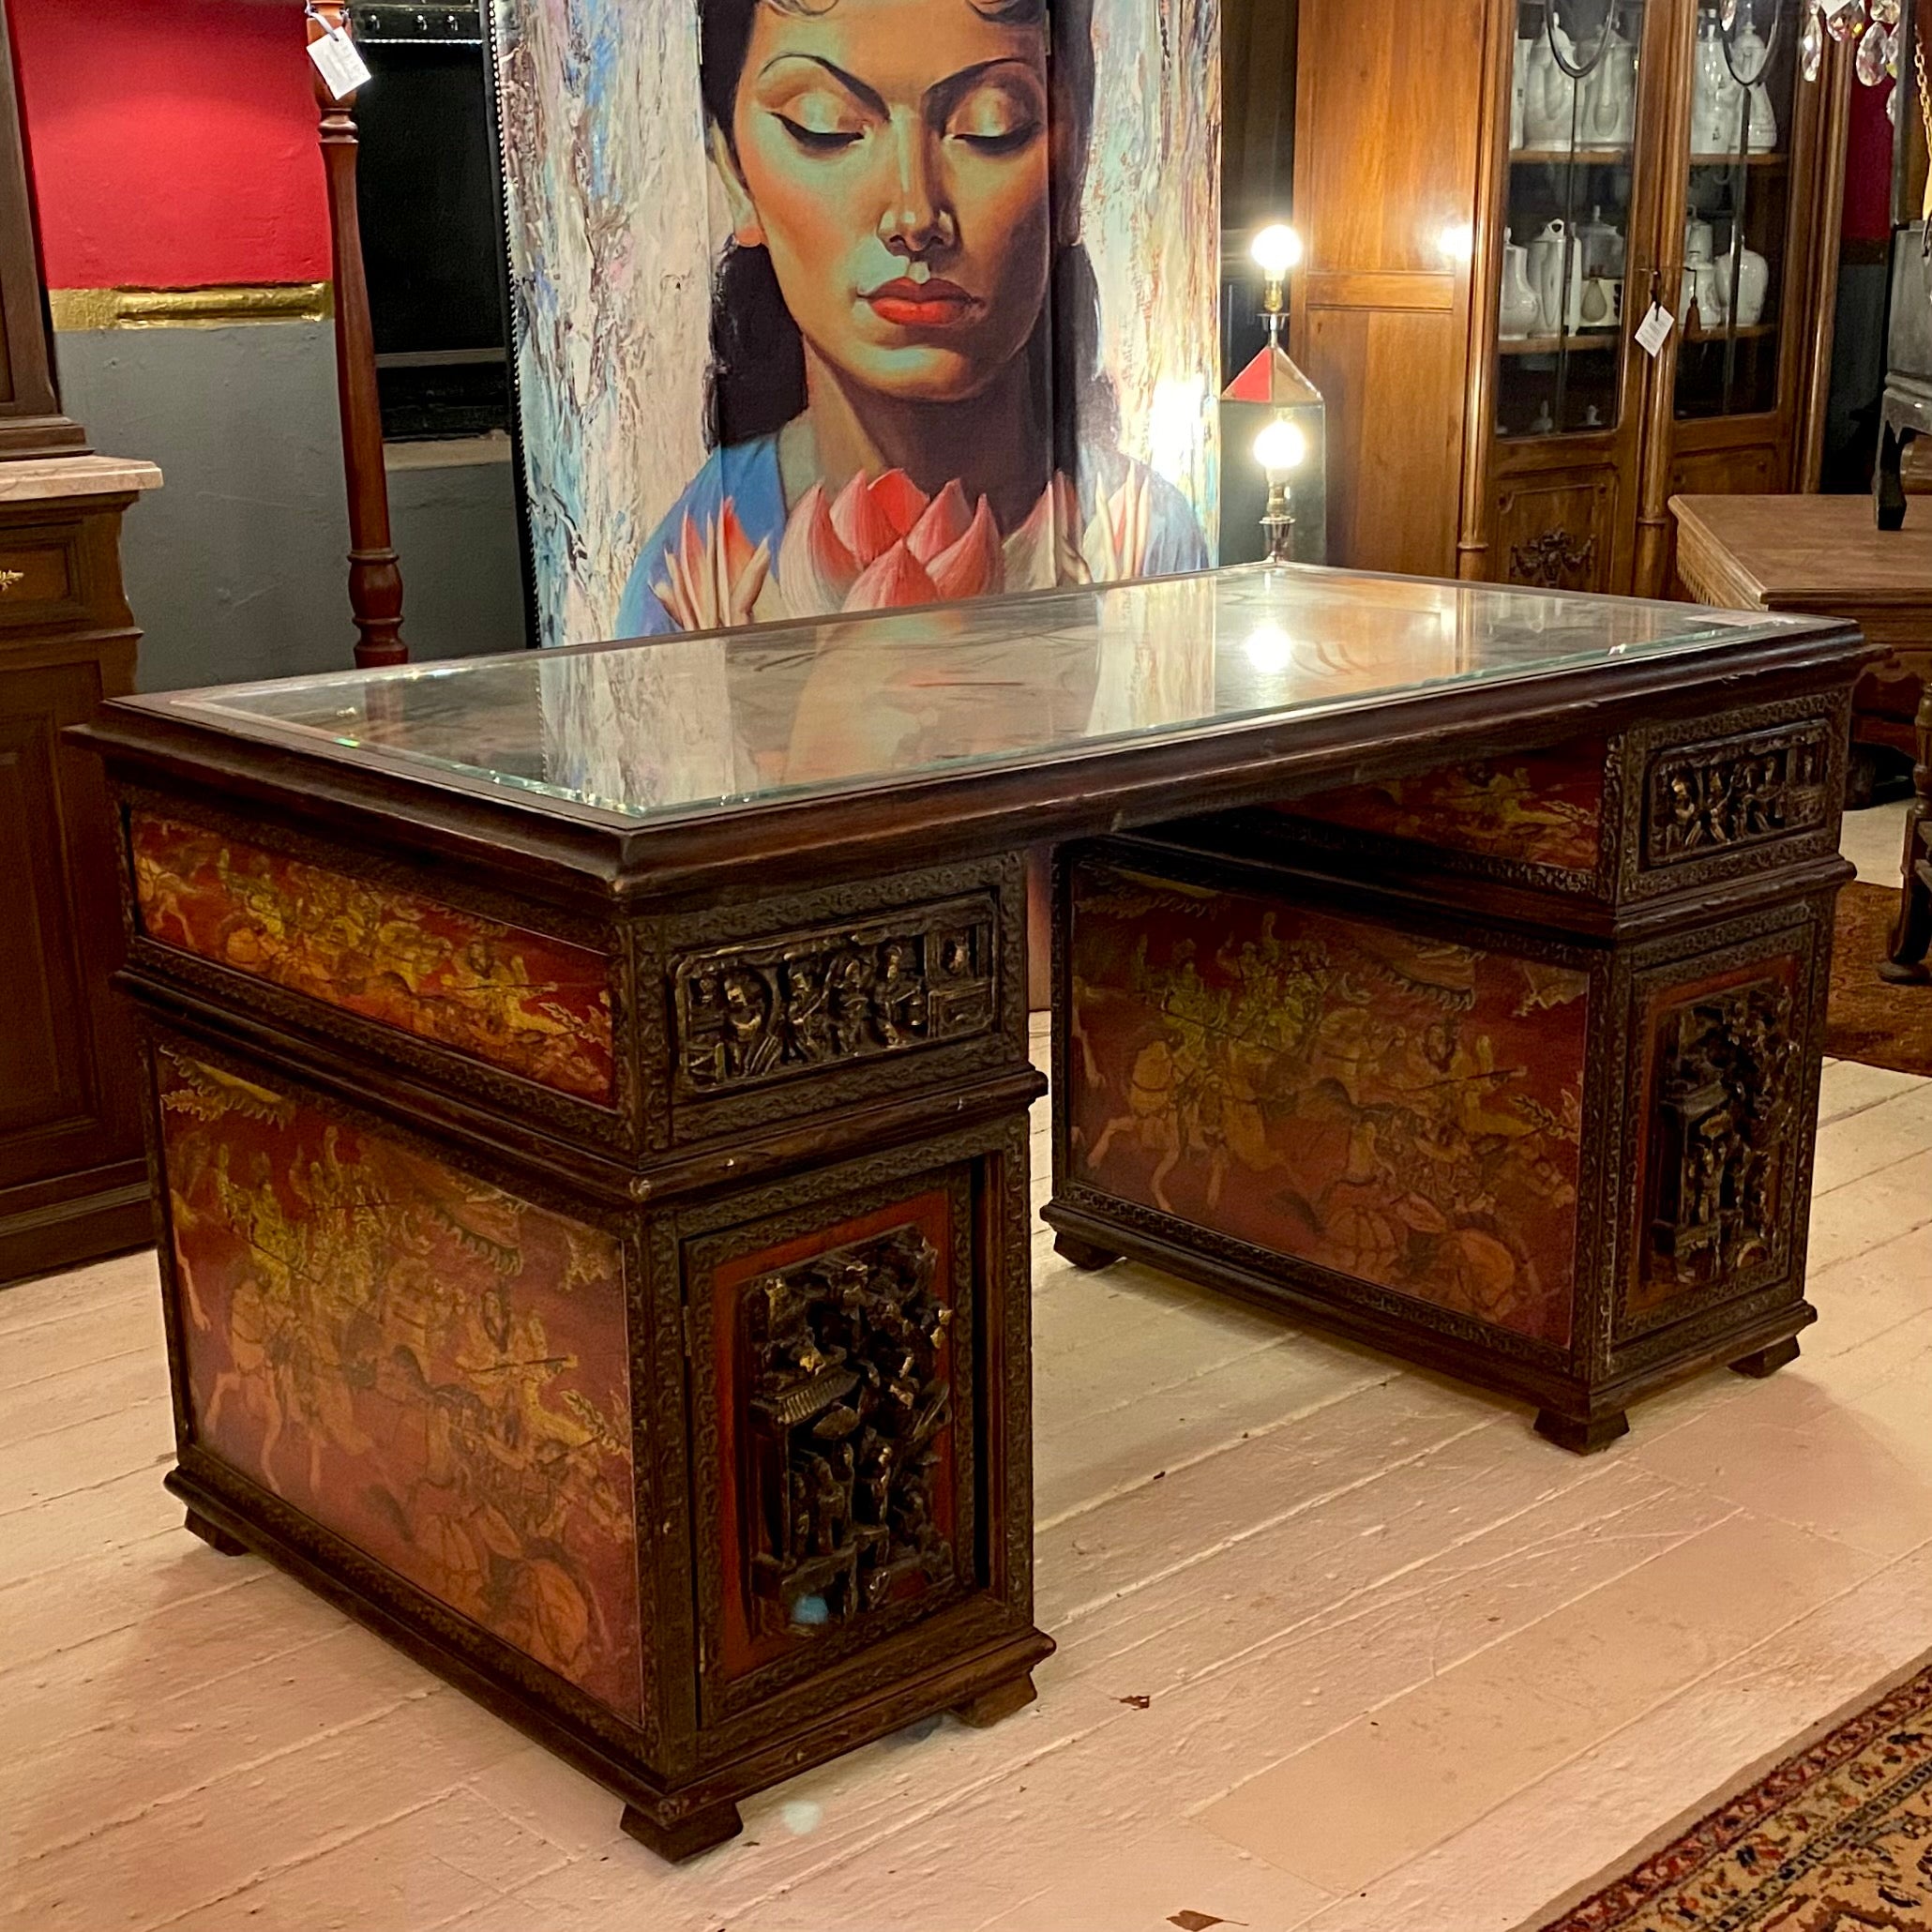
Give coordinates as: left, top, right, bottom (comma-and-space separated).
1635, 301, 1675, 357
309, 25, 372, 99
1819, 0, 1862, 18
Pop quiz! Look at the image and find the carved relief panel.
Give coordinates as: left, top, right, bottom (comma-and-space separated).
657, 855, 1027, 1146
684, 1164, 990, 1730
1618, 927, 1818, 1340
1495, 470, 1620, 595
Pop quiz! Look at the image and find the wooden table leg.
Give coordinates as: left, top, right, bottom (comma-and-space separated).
1881, 679, 1932, 985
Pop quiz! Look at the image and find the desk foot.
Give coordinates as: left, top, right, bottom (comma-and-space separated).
1053, 1232, 1122, 1272
184, 1509, 249, 1557
1534, 1408, 1629, 1456
1884, 825, 1932, 981
1729, 1336, 1802, 1379
620, 1797, 744, 1864
954, 1671, 1038, 1730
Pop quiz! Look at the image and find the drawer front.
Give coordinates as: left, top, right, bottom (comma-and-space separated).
128, 809, 621, 1108
656, 854, 1028, 1149
1616, 697, 1850, 903
0, 522, 88, 629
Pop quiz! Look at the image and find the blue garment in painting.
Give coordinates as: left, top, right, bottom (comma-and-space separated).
613, 435, 1210, 639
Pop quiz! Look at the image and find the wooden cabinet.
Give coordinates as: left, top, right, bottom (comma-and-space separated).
0, 463, 161, 1285
1291, 0, 1849, 596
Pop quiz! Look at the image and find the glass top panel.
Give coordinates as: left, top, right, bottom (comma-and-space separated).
160, 565, 1799, 823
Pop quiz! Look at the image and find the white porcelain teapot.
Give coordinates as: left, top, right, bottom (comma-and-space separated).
1528, 219, 1585, 336
1521, 23, 1581, 146
1580, 12, 1638, 145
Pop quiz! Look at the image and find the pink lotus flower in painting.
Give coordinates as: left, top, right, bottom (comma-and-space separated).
1003, 474, 1085, 592
1079, 468, 1154, 584
776, 469, 1005, 616
652, 504, 771, 631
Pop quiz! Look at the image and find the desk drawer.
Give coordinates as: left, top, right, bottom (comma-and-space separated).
0, 521, 88, 628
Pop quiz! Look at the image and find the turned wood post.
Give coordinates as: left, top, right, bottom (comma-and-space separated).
309, 3, 407, 668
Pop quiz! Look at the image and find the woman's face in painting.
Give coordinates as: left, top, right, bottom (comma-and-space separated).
717, 0, 1053, 407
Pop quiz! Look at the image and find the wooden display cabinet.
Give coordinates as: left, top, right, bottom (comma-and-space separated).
1290, 0, 1849, 596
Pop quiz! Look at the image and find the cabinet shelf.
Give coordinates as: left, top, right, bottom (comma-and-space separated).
1497, 332, 1622, 355
1687, 150, 1789, 166
1510, 145, 1633, 164
1682, 322, 1777, 343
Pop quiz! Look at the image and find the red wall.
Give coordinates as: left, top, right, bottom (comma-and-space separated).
11, 0, 329, 290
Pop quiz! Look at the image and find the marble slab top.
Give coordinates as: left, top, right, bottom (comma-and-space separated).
0, 454, 162, 502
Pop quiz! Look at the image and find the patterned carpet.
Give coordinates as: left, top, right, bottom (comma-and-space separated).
1533, 1655, 1932, 1931
1828, 883, 1932, 1079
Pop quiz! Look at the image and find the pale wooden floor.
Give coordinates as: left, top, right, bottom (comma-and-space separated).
4, 805, 1929, 1932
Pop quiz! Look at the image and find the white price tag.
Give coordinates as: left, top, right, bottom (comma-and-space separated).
309, 25, 372, 100
1635, 301, 1675, 357
1819, 0, 1863, 19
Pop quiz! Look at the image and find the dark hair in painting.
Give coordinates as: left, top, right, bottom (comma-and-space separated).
696, 0, 1117, 468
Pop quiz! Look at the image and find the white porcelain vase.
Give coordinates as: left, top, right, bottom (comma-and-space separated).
1732, 245, 1770, 327
1500, 231, 1541, 339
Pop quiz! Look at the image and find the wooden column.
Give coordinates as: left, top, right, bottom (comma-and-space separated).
309, 4, 407, 668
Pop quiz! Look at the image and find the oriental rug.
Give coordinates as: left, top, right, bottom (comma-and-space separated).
1531, 1651, 1932, 1932
1827, 882, 1932, 1079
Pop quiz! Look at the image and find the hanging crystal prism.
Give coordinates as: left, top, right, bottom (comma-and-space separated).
1872, 0, 1900, 23
1858, 18, 1891, 83
1801, 5, 1826, 76
1826, 0, 1865, 40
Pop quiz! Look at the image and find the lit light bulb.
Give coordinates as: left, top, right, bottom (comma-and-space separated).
1250, 223, 1305, 279
1252, 418, 1307, 480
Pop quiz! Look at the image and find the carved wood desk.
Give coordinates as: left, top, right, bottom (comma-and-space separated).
1669, 492, 1932, 985
75, 566, 1870, 1859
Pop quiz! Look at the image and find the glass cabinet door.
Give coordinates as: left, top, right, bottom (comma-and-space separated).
1672, 0, 1802, 419
1497, 0, 1650, 441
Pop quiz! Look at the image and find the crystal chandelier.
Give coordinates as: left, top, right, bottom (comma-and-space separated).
1799, 0, 1902, 108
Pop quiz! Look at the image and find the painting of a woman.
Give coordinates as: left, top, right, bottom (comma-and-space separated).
617, 0, 1209, 637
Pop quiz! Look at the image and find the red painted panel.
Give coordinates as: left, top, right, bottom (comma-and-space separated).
1285, 739, 1606, 874
12, 0, 330, 290
132, 813, 617, 1103
158, 1046, 643, 1720
1069, 855, 1588, 1346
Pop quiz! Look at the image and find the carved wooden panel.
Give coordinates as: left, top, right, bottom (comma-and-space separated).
1495, 471, 1619, 594
1643, 722, 1832, 868
1624, 954, 1805, 1321
688, 1171, 978, 1721
742, 1222, 956, 1638
1645, 976, 1798, 1295
672, 897, 997, 1098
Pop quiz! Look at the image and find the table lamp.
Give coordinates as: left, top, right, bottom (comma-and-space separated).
1220, 221, 1326, 566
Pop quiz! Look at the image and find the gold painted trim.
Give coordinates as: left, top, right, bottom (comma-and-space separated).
49, 283, 334, 332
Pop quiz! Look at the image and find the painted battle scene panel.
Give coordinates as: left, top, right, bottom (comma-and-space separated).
1067, 858, 1590, 1345
158, 1048, 643, 1720
132, 814, 615, 1103
706, 1188, 961, 1685
1277, 738, 1607, 874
